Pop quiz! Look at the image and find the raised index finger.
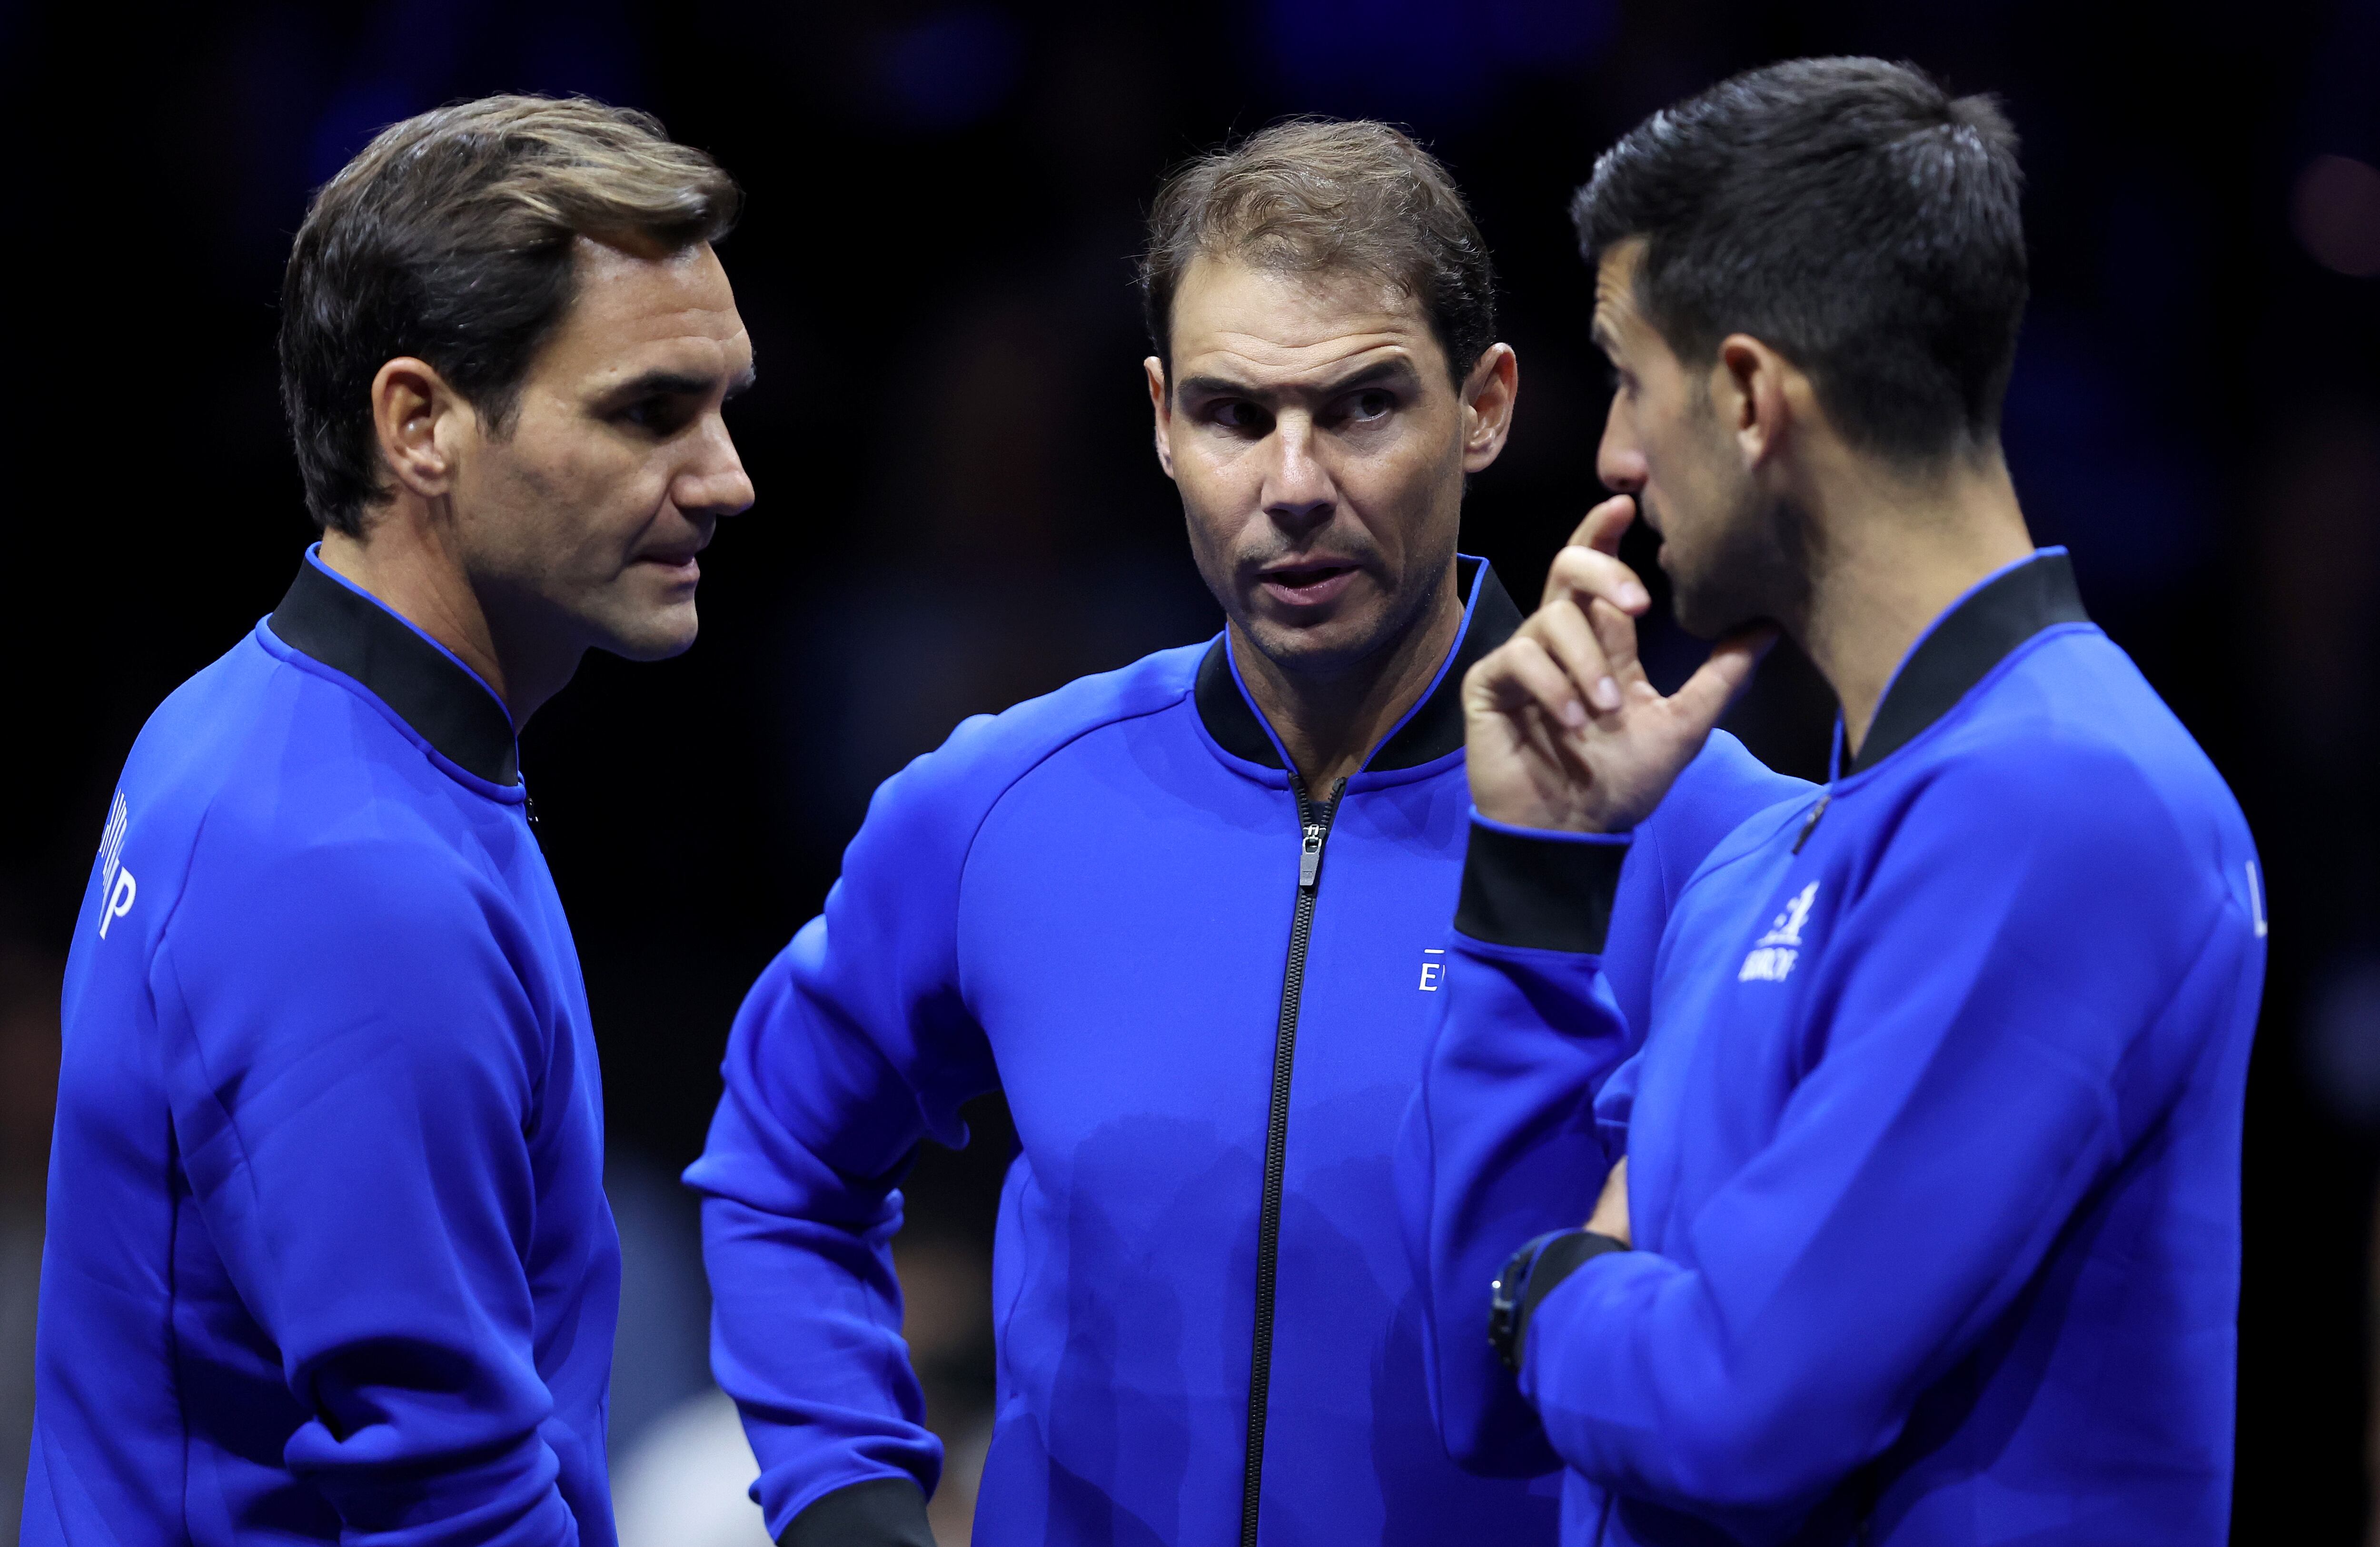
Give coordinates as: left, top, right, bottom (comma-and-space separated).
1584, 595, 1647, 691
1564, 494, 1636, 557
1543, 543, 1652, 618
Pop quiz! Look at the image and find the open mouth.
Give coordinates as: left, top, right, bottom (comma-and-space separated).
1258, 561, 1360, 607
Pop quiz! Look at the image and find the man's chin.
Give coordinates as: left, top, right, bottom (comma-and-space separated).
592, 603, 701, 662
1237, 604, 1392, 680
1669, 581, 1766, 644
1664, 493, 1811, 641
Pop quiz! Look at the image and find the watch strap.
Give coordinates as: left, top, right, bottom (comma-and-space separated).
1489, 1227, 1628, 1372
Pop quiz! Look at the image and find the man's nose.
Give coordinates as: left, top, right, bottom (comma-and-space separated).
1596, 398, 1646, 495
1263, 416, 1336, 530
677, 419, 757, 519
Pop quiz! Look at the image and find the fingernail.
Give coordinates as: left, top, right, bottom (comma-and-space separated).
1594, 677, 1621, 710
1561, 699, 1587, 728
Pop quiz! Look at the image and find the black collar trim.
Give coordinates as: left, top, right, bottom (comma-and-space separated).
1195, 556, 1523, 774
268, 554, 521, 786
1847, 549, 2090, 776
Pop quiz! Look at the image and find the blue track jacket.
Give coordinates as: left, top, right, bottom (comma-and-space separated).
687, 559, 1808, 1547
27, 552, 618, 1547
1403, 551, 2265, 1545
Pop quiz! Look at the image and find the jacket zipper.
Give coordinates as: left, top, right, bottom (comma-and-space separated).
1240, 772, 1347, 1547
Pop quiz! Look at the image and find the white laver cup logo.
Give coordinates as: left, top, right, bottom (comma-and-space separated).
97, 790, 138, 939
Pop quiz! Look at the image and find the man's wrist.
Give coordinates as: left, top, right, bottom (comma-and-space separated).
779, 1477, 934, 1547
1488, 1228, 1629, 1372
1468, 799, 1620, 835
1455, 814, 1632, 954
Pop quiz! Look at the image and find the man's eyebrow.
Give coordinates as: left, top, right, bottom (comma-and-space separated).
609, 369, 718, 398
1315, 357, 1422, 395
1174, 373, 1259, 400
1175, 356, 1422, 402
607, 363, 757, 400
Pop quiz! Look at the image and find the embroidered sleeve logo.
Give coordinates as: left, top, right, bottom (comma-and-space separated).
96, 789, 137, 939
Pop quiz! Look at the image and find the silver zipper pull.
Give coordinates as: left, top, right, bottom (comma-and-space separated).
1299, 824, 1325, 888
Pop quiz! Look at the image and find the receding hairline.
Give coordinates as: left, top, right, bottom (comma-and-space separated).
534, 238, 757, 394
1138, 116, 1497, 388
1170, 247, 1425, 321
1586, 237, 1647, 352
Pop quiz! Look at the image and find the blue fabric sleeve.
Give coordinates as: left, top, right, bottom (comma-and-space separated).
1399, 918, 1628, 1478
155, 839, 579, 1547
1390, 728, 1799, 1475
1519, 752, 2254, 1530
1398, 732, 1810, 1478
686, 735, 1004, 1537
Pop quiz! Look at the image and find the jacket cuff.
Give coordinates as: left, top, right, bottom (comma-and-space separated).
780, 1478, 935, 1547
1455, 815, 1631, 954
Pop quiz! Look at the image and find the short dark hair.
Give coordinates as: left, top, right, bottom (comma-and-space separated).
280, 95, 741, 535
1138, 118, 1497, 386
1573, 58, 2025, 466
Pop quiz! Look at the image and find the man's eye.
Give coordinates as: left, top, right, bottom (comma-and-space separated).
1349, 389, 1395, 421
1213, 401, 1268, 432
622, 398, 691, 434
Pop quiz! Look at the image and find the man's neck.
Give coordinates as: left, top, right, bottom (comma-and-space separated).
1789, 448, 2034, 759
319, 500, 572, 725
1232, 562, 1466, 792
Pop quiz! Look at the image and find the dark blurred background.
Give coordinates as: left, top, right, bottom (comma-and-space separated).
4, 1, 2379, 1541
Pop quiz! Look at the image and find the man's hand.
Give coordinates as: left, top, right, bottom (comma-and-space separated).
1586, 1157, 1631, 1249
1463, 496, 1774, 832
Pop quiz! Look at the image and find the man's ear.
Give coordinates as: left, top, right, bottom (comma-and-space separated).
1145, 355, 1177, 481
1711, 334, 1799, 470
1460, 343, 1519, 474
370, 355, 472, 501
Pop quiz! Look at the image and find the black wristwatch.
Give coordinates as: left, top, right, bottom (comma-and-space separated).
1488, 1228, 1628, 1372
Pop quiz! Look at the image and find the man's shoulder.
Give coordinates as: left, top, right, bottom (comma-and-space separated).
132, 620, 424, 784
964, 637, 1210, 749
121, 624, 284, 793
76, 636, 526, 1064
123, 626, 510, 910
1666, 730, 1814, 829
1867, 634, 2254, 933
865, 640, 1209, 821
1638, 730, 1816, 896
1925, 628, 2243, 837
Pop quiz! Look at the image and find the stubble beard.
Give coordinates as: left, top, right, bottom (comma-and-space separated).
1662, 483, 1814, 642
1212, 486, 1456, 685
1236, 547, 1443, 686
